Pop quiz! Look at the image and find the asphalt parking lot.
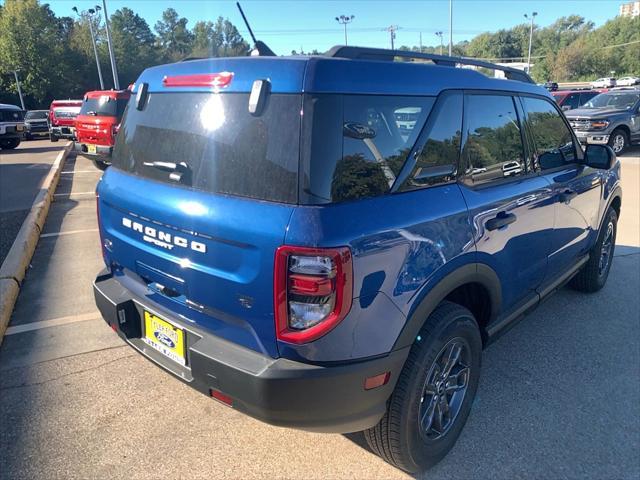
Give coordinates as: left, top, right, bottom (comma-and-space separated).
0, 139, 63, 266
0, 144, 638, 479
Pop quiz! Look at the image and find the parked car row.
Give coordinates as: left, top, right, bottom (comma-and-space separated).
591, 76, 640, 88
0, 88, 130, 160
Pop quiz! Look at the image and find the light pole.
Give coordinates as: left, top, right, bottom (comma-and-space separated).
448, 0, 453, 56
335, 15, 355, 46
385, 25, 399, 50
12, 70, 25, 110
73, 6, 105, 90
435, 31, 444, 55
524, 11, 537, 74
101, 0, 120, 89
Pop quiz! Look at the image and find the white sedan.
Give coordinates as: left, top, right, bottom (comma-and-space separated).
591, 77, 617, 88
617, 76, 640, 86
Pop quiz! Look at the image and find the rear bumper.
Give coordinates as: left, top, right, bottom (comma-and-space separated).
51, 126, 76, 139
73, 141, 112, 160
93, 270, 408, 433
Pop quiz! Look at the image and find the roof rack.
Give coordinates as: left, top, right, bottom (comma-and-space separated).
325, 46, 535, 84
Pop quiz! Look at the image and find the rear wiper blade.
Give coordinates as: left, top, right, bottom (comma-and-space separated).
87, 111, 98, 116
143, 161, 191, 183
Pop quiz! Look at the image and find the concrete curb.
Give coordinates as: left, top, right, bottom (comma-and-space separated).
0, 142, 73, 344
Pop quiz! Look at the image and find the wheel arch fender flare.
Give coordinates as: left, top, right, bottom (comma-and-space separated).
392, 263, 502, 350
600, 185, 622, 231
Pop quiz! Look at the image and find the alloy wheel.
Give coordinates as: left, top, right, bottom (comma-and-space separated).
611, 134, 625, 154
598, 221, 614, 276
418, 338, 471, 441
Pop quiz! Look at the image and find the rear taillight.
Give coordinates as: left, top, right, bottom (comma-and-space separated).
274, 246, 353, 344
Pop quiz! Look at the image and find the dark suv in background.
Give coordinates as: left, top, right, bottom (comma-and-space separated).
24, 110, 50, 140
93, 47, 622, 473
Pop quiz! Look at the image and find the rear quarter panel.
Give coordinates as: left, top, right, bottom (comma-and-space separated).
283, 184, 475, 362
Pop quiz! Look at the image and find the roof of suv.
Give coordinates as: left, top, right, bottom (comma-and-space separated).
0, 103, 22, 110
136, 53, 548, 97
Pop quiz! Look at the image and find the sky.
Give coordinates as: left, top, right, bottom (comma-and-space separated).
45, 0, 625, 55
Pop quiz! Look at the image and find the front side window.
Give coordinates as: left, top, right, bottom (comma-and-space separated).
400, 92, 462, 190
462, 94, 526, 184
522, 96, 576, 170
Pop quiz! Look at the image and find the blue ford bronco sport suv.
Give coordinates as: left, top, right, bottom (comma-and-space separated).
93, 46, 622, 473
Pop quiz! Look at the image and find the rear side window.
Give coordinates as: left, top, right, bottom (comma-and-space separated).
564, 93, 580, 110
462, 94, 525, 184
522, 97, 576, 170
112, 92, 301, 204
400, 92, 462, 190
300, 95, 434, 203
80, 96, 129, 117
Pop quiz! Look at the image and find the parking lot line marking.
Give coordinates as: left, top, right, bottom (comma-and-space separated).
53, 191, 96, 197
5, 312, 102, 336
40, 228, 99, 238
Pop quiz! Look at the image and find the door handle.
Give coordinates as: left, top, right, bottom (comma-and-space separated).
486, 211, 517, 231
559, 189, 578, 203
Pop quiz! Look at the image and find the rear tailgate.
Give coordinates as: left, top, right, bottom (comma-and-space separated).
76, 115, 116, 146
97, 57, 306, 358
98, 170, 293, 357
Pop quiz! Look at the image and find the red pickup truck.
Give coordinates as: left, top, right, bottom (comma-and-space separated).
74, 89, 131, 169
49, 99, 82, 142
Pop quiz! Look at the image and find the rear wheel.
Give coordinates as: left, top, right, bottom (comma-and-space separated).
92, 159, 109, 171
364, 301, 482, 473
570, 207, 617, 293
608, 129, 627, 155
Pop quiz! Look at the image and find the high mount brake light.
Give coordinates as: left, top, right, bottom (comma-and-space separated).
274, 246, 353, 344
162, 72, 234, 88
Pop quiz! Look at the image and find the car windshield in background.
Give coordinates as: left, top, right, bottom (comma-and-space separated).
112, 92, 301, 204
0, 109, 24, 122
583, 93, 640, 109
80, 97, 128, 117
25, 111, 48, 120
54, 108, 80, 118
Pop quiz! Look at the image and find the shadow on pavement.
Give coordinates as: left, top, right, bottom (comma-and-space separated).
344, 245, 640, 479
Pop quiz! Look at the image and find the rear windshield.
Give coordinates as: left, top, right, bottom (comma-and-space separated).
80, 96, 129, 118
0, 109, 24, 122
111, 92, 301, 204
53, 108, 80, 118
25, 111, 48, 120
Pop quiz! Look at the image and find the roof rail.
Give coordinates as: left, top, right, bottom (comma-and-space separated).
325, 46, 535, 84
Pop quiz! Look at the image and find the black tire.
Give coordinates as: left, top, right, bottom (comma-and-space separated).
608, 129, 628, 155
49, 134, 59, 142
570, 207, 617, 293
92, 159, 109, 171
364, 301, 482, 473
0, 138, 20, 149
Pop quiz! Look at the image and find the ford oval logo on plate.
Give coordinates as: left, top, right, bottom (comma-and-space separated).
154, 331, 176, 349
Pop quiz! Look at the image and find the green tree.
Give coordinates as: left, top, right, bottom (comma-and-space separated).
191, 17, 249, 58
154, 8, 193, 62
111, 7, 158, 86
0, 0, 73, 107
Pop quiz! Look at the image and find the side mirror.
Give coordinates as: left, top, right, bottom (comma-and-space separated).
584, 144, 615, 170
561, 105, 571, 111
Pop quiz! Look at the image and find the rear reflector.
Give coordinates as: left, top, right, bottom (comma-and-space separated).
364, 372, 390, 390
163, 72, 234, 88
209, 389, 233, 406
